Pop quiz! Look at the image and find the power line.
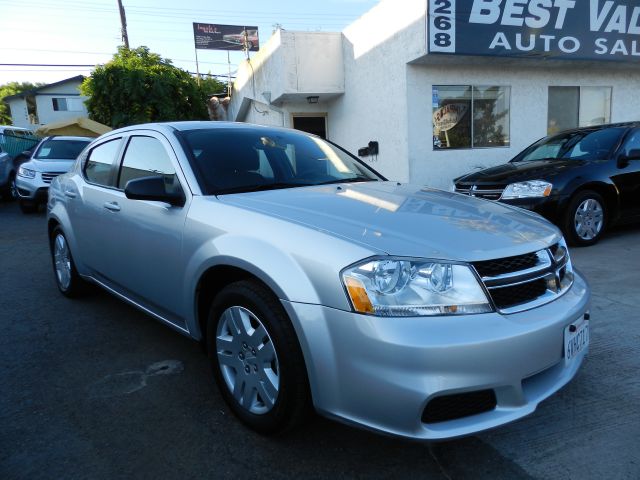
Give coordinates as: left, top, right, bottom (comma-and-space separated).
0, 63, 234, 78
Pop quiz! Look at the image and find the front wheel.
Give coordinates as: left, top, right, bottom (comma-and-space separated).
8, 173, 18, 200
563, 190, 606, 246
207, 280, 311, 434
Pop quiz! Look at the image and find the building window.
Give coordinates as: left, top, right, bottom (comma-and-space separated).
52, 98, 67, 111
548, 87, 611, 135
52, 97, 84, 112
432, 85, 510, 150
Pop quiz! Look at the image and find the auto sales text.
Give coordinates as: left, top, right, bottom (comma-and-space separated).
469, 0, 640, 57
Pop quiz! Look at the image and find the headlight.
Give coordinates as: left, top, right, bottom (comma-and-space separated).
502, 180, 552, 199
18, 166, 36, 179
342, 258, 493, 317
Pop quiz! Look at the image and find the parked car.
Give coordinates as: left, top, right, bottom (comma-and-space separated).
0, 126, 39, 200
16, 135, 92, 213
47, 122, 590, 440
454, 122, 640, 246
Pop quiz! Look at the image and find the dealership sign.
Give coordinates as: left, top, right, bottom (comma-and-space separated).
193, 23, 259, 52
428, 0, 640, 61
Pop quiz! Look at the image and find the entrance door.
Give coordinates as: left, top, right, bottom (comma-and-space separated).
293, 116, 327, 139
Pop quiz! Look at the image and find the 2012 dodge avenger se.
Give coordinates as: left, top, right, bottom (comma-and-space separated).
47, 122, 590, 440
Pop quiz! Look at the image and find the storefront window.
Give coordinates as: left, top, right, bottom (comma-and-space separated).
548, 86, 611, 135
432, 85, 510, 150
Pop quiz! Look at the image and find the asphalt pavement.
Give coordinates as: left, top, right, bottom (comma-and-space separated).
1, 200, 639, 480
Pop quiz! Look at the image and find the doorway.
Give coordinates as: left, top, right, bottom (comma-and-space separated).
292, 115, 327, 139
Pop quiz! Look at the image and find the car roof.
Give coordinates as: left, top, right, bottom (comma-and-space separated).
555, 121, 640, 136
43, 136, 93, 142
0, 125, 34, 132
108, 121, 294, 136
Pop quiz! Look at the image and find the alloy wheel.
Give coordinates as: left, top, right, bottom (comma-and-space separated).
53, 234, 72, 290
574, 198, 604, 241
216, 306, 280, 415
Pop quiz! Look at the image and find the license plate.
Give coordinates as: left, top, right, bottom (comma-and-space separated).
564, 320, 589, 364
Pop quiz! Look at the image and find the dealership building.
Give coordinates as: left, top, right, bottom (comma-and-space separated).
228, 0, 640, 189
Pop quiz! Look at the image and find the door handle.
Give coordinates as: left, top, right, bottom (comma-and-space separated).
103, 201, 121, 212
64, 190, 77, 199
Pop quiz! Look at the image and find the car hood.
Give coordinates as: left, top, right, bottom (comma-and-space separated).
217, 182, 560, 261
23, 158, 75, 173
456, 159, 589, 185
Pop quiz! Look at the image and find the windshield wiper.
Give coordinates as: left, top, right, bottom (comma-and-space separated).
313, 177, 378, 186
215, 182, 313, 195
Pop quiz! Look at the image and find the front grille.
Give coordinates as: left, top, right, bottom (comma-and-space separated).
474, 252, 539, 277
489, 278, 548, 310
41, 172, 62, 184
473, 243, 573, 313
455, 183, 505, 200
422, 390, 497, 424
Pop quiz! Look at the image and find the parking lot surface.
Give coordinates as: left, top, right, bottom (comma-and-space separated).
1, 200, 639, 480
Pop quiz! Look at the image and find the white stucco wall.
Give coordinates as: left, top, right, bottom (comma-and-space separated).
326, 0, 427, 183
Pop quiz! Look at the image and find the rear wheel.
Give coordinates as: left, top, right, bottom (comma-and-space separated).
50, 227, 87, 297
207, 280, 311, 434
563, 190, 606, 246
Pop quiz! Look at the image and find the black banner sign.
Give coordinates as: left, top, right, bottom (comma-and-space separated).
193, 23, 259, 52
428, 0, 640, 62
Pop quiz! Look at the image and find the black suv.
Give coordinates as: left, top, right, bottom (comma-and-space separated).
454, 123, 640, 246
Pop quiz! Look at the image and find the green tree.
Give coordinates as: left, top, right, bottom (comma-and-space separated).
0, 82, 42, 125
199, 74, 228, 97
81, 46, 209, 128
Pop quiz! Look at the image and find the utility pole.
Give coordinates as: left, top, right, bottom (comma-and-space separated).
117, 0, 130, 49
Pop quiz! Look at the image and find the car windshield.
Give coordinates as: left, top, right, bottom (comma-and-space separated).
180, 128, 383, 195
512, 128, 625, 162
34, 139, 91, 160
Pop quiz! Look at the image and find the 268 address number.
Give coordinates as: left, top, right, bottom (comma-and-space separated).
429, 0, 456, 53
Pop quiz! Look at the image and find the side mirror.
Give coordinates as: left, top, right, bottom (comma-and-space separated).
21, 150, 32, 157
626, 148, 640, 160
124, 176, 185, 207
620, 148, 640, 163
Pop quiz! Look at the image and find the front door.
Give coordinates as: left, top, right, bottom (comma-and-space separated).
612, 128, 640, 219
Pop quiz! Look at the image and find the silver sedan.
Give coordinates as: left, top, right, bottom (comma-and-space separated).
47, 122, 590, 440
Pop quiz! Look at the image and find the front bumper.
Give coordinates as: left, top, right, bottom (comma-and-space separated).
282, 270, 590, 440
500, 195, 569, 225
15, 174, 50, 202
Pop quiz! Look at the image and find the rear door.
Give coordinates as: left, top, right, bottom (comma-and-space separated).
95, 132, 191, 327
73, 136, 124, 276
612, 128, 640, 219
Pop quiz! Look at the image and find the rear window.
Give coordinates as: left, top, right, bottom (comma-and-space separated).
35, 139, 91, 160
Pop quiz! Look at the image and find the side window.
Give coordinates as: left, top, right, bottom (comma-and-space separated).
85, 139, 121, 187
619, 129, 640, 158
117, 136, 179, 192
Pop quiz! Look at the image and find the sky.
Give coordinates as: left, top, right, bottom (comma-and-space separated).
0, 0, 379, 86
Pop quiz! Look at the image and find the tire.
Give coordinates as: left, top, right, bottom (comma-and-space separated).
50, 227, 87, 297
8, 172, 18, 200
563, 190, 606, 247
19, 200, 38, 214
207, 280, 311, 434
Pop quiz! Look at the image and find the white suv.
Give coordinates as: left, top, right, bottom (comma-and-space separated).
16, 136, 91, 213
